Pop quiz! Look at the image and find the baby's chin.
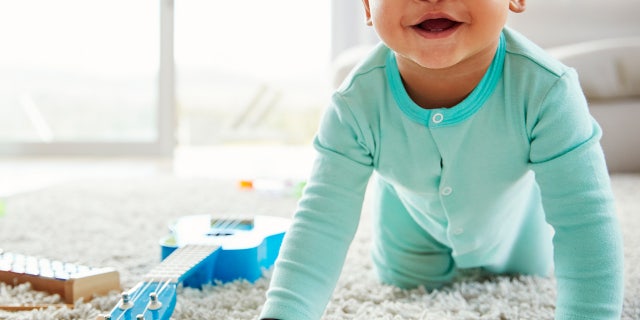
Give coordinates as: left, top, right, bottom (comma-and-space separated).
397, 49, 467, 71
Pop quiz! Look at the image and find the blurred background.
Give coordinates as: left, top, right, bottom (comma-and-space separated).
0, 0, 333, 153
0, 0, 372, 195
0, 0, 638, 196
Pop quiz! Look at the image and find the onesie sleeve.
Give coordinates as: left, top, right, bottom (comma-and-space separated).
528, 69, 624, 320
260, 94, 375, 320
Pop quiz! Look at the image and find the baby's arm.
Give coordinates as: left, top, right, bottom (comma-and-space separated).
529, 70, 624, 320
260, 97, 375, 320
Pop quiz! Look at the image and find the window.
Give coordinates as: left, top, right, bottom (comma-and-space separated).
174, 0, 330, 146
0, 0, 163, 154
0, 0, 331, 155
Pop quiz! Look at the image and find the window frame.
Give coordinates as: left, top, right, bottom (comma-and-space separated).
0, 0, 176, 156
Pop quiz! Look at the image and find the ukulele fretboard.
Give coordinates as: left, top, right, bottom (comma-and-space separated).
144, 244, 219, 283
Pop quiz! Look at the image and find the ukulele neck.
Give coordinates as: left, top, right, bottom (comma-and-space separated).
144, 244, 220, 283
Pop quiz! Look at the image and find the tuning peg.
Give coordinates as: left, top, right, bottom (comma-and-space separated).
136, 314, 145, 320
147, 292, 162, 310
119, 292, 134, 310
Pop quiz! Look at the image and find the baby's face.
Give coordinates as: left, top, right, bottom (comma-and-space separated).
362, 0, 525, 70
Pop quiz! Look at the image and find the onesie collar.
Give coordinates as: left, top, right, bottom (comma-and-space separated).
386, 32, 506, 127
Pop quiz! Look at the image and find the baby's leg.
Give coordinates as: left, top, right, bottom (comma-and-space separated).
484, 208, 553, 276
371, 178, 456, 290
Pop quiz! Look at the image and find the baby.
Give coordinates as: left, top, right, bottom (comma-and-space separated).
260, 0, 624, 319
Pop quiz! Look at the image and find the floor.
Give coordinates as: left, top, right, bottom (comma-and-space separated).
0, 145, 315, 198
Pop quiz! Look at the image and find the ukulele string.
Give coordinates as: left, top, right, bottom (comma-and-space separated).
124, 278, 173, 318
108, 282, 144, 320
130, 280, 154, 304
142, 280, 162, 315
113, 310, 124, 320
109, 280, 155, 320
155, 278, 173, 297
142, 242, 216, 315
214, 216, 243, 232
214, 216, 233, 230
114, 304, 128, 320
112, 277, 168, 319
137, 278, 169, 316
137, 240, 213, 310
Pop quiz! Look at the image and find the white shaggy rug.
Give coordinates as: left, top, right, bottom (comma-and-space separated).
0, 175, 638, 320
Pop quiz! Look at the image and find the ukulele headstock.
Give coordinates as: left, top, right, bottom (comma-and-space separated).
99, 281, 177, 320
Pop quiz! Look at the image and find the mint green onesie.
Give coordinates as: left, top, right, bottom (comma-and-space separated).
260, 28, 624, 320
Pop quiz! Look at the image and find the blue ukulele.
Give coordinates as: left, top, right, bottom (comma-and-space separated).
100, 215, 290, 320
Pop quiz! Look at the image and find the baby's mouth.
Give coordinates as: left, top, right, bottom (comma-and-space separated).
416, 18, 461, 33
